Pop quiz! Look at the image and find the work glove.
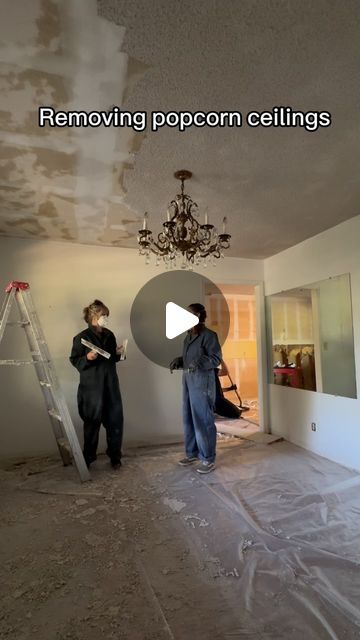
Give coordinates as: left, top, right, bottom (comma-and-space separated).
169, 356, 183, 372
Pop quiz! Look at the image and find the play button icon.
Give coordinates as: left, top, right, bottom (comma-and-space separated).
166, 302, 199, 339
130, 270, 230, 368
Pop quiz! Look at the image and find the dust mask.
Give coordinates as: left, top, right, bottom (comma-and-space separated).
98, 315, 109, 327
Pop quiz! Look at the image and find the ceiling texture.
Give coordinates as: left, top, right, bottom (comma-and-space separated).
1, 0, 360, 258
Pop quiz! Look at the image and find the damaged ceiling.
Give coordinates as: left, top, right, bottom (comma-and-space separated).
0, 0, 147, 248
0, 0, 360, 258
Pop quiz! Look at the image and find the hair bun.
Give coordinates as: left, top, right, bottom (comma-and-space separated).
83, 300, 109, 323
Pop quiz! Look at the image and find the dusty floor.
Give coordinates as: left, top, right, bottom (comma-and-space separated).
1, 438, 360, 640
241, 398, 259, 424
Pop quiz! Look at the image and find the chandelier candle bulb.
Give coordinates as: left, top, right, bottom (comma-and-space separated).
222, 217, 228, 234
204, 212, 209, 225
143, 212, 149, 230
167, 208, 171, 222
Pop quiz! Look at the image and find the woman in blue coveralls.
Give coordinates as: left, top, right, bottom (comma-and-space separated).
170, 303, 222, 474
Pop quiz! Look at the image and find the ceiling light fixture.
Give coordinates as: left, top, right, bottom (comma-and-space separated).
137, 170, 231, 269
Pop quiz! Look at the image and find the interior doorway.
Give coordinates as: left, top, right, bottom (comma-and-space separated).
204, 283, 259, 426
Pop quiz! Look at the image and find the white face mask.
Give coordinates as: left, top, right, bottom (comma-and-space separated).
97, 315, 109, 327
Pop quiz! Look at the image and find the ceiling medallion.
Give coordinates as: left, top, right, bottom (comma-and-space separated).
137, 170, 231, 270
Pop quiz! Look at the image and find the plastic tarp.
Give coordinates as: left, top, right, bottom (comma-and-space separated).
152, 438, 360, 639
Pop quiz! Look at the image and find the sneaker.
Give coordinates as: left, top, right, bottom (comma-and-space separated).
178, 456, 198, 466
197, 461, 216, 474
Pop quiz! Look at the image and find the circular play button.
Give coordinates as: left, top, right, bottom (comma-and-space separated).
130, 270, 230, 368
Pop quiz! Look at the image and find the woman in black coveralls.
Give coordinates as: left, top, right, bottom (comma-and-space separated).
70, 300, 124, 469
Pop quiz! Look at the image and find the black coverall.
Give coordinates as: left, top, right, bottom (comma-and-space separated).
69, 326, 123, 466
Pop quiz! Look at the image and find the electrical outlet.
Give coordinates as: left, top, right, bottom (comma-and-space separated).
311, 422, 317, 431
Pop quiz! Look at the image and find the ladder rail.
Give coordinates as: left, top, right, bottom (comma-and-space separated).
16, 292, 91, 481
0, 287, 16, 344
15, 294, 63, 404
0, 283, 90, 482
18, 290, 53, 359
16, 292, 67, 394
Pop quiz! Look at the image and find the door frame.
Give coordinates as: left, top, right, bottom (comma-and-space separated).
255, 282, 270, 433
202, 278, 270, 434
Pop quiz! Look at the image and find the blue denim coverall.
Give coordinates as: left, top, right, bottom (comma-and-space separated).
181, 327, 222, 463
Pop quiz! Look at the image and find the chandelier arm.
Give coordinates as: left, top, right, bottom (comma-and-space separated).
147, 240, 172, 256
198, 241, 223, 257
149, 246, 170, 256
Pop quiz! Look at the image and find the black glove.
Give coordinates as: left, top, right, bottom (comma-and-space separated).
169, 356, 183, 372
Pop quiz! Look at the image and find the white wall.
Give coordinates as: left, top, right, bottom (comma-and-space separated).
316, 275, 356, 398
0, 236, 263, 459
264, 215, 360, 471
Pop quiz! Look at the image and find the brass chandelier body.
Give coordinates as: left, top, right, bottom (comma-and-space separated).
137, 170, 231, 269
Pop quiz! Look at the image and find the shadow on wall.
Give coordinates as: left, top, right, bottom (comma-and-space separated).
0, 366, 56, 459
0, 318, 183, 459
0, 238, 189, 459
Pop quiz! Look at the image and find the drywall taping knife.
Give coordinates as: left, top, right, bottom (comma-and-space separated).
81, 338, 111, 359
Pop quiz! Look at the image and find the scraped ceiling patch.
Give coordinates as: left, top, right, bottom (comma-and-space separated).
0, 0, 148, 247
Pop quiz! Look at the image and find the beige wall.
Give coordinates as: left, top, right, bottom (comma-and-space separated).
0, 236, 263, 459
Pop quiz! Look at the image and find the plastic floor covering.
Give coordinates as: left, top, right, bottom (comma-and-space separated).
1, 437, 360, 639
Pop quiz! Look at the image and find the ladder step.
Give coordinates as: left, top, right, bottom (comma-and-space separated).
6, 321, 30, 327
0, 359, 51, 365
0, 359, 36, 365
222, 384, 237, 392
48, 409, 62, 422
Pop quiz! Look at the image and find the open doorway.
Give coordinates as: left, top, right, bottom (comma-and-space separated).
204, 283, 260, 431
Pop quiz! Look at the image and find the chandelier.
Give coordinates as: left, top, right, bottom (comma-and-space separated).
137, 170, 231, 269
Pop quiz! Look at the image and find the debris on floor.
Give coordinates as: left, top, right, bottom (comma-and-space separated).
162, 497, 187, 513
1, 438, 360, 639
183, 514, 209, 528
